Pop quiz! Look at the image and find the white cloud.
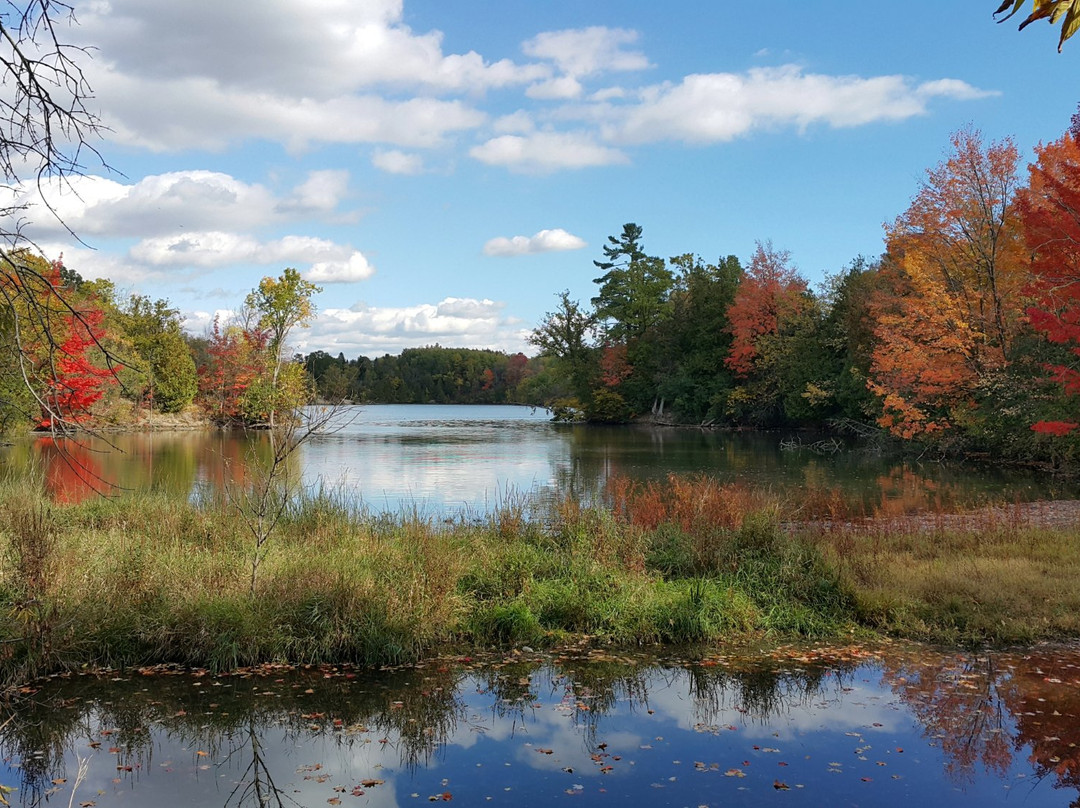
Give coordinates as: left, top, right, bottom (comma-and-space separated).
522, 27, 649, 78
915, 78, 995, 101
70, 0, 546, 152
526, 76, 584, 101
128, 232, 362, 271
14, 171, 351, 239
616, 66, 996, 144
470, 132, 629, 172
493, 111, 536, 135
312, 297, 529, 356
306, 252, 376, 283
372, 149, 424, 175
483, 228, 586, 256
94, 73, 487, 151
280, 170, 351, 213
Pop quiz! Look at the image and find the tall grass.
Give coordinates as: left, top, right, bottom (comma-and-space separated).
0, 472, 1076, 689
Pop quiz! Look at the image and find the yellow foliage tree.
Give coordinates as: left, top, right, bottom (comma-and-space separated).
869, 128, 1030, 439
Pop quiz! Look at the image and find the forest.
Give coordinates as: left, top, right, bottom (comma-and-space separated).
304, 120, 1080, 464
4, 118, 1080, 466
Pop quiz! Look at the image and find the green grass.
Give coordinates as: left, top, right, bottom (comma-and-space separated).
0, 475, 1076, 689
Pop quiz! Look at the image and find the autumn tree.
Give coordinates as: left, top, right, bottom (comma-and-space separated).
197, 314, 268, 423
0, 4, 114, 432
869, 128, 1029, 440
724, 241, 816, 425
1015, 121, 1080, 437
0, 253, 118, 429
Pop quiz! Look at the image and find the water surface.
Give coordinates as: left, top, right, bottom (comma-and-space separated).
3, 643, 1079, 806
1, 404, 1075, 513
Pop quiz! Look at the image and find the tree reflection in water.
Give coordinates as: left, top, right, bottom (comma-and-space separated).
1, 645, 1079, 806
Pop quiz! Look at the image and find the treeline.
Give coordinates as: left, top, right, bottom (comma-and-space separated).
0, 259, 319, 431
525, 121, 1080, 463
304, 346, 540, 405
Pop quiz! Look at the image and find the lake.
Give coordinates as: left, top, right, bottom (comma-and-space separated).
4, 642, 1080, 807
3, 406, 1080, 806
0, 404, 1075, 514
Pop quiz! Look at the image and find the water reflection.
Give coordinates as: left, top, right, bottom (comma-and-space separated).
0, 404, 1075, 514
3, 644, 1080, 806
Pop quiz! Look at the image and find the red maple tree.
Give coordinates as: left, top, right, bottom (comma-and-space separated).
1016, 126, 1080, 434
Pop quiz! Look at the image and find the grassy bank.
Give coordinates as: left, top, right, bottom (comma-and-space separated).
0, 475, 1076, 688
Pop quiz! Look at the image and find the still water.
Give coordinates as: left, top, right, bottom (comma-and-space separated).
0, 404, 1073, 514
4, 643, 1080, 807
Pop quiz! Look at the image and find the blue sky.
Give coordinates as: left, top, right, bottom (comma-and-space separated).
16, 1, 1080, 357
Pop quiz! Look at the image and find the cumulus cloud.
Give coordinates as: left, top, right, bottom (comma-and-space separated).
526, 75, 584, 100
279, 170, 351, 213
128, 232, 365, 272
470, 132, 629, 172
616, 66, 997, 144
25, 166, 375, 290
78, 0, 545, 96
94, 74, 487, 151
68, 0, 546, 151
307, 252, 376, 283
372, 149, 424, 175
311, 297, 530, 356
15, 170, 355, 239
483, 228, 586, 256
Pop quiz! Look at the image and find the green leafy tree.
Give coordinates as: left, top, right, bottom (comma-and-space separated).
591, 224, 674, 414
811, 256, 884, 424
592, 224, 674, 343
119, 294, 197, 413
654, 253, 742, 422
245, 268, 321, 426
150, 330, 199, 413
529, 291, 597, 418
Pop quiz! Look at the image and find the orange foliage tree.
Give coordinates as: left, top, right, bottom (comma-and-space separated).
1016, 123, 1080, 435
869, 128, 1030, 439
724, 241, 813, 422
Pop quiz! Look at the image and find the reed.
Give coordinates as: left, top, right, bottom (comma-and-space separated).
0, 473, 1075, 688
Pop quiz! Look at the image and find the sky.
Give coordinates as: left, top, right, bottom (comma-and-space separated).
11, 1, 1080, 358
